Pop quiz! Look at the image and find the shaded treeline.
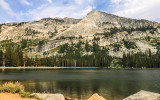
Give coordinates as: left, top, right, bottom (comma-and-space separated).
120, 49, 160, 68
27, 39, 113, 67
0, 40, 160, 68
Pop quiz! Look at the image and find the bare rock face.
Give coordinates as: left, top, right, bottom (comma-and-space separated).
0, 17, 81, 42
0, 10, 160, 55
88, 93, 106, 100
57, 10, 160, 38
123, 90, 160, 100
34, 93, 65, 100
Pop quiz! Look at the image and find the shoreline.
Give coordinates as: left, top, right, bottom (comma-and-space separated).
0, 66, 104, 69
0, 67, 160, 69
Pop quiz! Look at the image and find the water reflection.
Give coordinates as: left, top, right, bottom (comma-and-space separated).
1, 68, 5, 72
0, 69, 160, 100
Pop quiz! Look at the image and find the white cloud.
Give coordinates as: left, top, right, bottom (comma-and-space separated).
47, 0, 52, 3
0, 0, 16, 16
75, 0, 83, 5
27, 0, 94, 20
110, 0, 160, 21
0, 0, 12, 12
111, 0, 122, 3
21, 0, 32, 6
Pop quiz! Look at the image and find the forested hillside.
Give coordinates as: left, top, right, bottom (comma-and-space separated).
0, 10, 160, 68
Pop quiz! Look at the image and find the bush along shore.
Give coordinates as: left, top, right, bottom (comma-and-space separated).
0, 40, 160, 68
0, 82, 44, 100
1, 82, 160, 100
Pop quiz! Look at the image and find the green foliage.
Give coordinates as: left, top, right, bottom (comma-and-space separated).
110, 59, 122, 68
0, 82, 24, 93
93, 37, 100, 41
112, 43, 121, 51
20, 39, 47, 49
103, 27, 120, 37
120, 49, 160, 68
85, 41, 91, 52
0, 42, 24, 67
39, 40, 45, 47
21, 39, 28, 49
20, 91, 34, 98
0, 40, 25, 67
56, 36, 79, 40
0, 82, 41, 99
0, 40, 19, 49
121, 26, 156, 34
92, 41, 100, 52
35, 55, 41, 66
48, 28, 58, 38
48, 40, 112, 67
4, 45, 23, 66
25, 28, 40, 36
23, 39, 111, 67
56, 35, 83, 40
123, 40, 137, 49
79, 35, 83, 39
58, 43, 69, 53
49, 31, 55, 38
145, 36, 151, 41
103, 26, 157, 38
54, 18, 64, 22
54, 28, 58, 33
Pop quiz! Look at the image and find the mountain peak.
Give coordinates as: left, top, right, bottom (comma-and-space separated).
89, 10, 101, 13
84, 10, 116, 23
87, 10, 103, 16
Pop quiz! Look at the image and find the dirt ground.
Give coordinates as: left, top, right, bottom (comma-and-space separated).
0, 93, 37, 100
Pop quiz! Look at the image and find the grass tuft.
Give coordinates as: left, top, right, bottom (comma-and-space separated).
0, 82, 44, 100
0, 82, 24, 93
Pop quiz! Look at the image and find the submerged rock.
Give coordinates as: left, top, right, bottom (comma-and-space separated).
123, 90, 160, 100
88, 93, 106, 100
34, 93, 65, 100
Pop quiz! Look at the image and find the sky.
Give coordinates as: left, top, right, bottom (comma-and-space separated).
0, 0, 160, 23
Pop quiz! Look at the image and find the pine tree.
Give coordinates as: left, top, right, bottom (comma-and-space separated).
85, 41, 90, 52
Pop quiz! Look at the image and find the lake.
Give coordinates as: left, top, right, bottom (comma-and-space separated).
0, 68, 160, 100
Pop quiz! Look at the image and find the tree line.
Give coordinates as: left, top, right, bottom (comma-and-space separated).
120, 49, 160, 68
103, 26, 157, 38
0, 40, 160, 68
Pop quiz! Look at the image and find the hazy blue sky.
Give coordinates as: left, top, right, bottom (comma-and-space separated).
0, 0, 160, 23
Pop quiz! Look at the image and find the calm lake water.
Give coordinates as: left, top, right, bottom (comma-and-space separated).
0, 68, 160, 100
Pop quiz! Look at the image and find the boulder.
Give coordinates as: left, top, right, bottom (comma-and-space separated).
88, 93, 106, 100
65, 97, 72, 100
34, 93, 65, 100
123, 90, 160, 100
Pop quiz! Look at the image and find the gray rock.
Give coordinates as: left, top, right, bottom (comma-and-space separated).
123, 90, 160, 100
34, 93, 65, 100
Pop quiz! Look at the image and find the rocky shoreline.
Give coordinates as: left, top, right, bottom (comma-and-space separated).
32, 90, 160, 100
0, 82, 160, 100
0, 90, 160, 100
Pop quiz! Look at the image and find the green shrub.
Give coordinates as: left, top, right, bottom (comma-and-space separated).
0, 82, 41, 99
112, 43, 121, 51
123, 40, 137, 49
0, 82, 24, 93
20, 91, 34, 98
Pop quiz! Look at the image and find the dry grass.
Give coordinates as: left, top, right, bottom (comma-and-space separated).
0, 82, 24, 93
0, 82, 44, 100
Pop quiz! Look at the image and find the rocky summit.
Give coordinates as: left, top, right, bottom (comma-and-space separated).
0, 10, 160, 58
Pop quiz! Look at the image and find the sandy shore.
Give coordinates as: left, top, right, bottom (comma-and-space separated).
0, 66, 103, 69
0, 93, 37, 100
